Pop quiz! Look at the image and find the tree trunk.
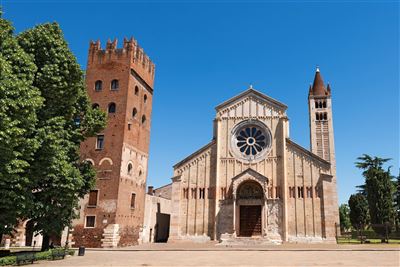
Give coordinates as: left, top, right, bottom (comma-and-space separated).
41, 233, 50, 251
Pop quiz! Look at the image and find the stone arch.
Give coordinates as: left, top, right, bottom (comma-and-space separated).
127, 161, 134, 175
85, 158, 95, 166
99, 157, 113, 166
231, 169, 268, 199
237, 180, 264, 200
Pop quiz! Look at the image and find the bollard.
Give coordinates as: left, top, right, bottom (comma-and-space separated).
78, 246, 85, 256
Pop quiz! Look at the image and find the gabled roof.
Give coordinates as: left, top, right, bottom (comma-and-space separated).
215, 87, 287, 112
231, 168, 269, 184
173, 140, 215, 169
286, 138, 330, 167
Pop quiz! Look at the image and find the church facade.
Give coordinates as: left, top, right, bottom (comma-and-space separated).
169, 69, 339, 243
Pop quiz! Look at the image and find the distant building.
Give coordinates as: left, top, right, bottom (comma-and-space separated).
169, 69, 339, 244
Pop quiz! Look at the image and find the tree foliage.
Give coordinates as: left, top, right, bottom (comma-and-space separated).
394, 170, 400, 231
355, 154, 395, 236
339, 204, 351, 233
348, 193, 369, 230
0, 13, 43, 237
16, 22, 106, 249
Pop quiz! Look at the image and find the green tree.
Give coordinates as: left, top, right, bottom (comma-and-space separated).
355, 154, 395, 239
348, 193, 369, 231
17, 22, 106, 250
394, 170, 400, 232
0, 13, 43, 239
339, 204, 351, 233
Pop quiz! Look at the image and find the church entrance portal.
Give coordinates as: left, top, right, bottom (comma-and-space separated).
239, 205, 262, 236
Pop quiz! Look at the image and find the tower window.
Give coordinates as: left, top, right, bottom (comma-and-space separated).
132, 108, 137, 118
323, 101, 327, 108
139, 170, 143, 178
88, 190, 98, 207
108, 103, 116, 113
92, 103, 99, 109
316, 113, 319, 121
111, 79, 119, 90
127, 163, 133, 175
324, 113, 328, 120
134, 86, 139, 95
85, 216, 96, 228
141, 115, 146, 125
95, 80, 102, 91
96, 135, 104, 150
315, 101, 318, 109
130, 193, 136, 209
144, 94, 147, 103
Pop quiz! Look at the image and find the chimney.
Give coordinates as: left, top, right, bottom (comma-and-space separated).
147, 186, 154, 195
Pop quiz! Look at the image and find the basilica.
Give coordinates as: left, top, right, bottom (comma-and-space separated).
2, 38, 339, 248
168, 69, 339, 244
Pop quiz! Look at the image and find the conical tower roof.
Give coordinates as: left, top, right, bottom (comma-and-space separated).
311, 67, 328, 96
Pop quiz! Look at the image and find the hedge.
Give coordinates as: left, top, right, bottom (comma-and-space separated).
0, 248, 75, 266
351, 229, 400, 239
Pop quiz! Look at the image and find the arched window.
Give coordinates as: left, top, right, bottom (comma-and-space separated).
95, 80, 102, 91
315, 101, 318, 109
127, 163, 133, 175
141, 115, 146, 125
132, 108, 137, 118
316, 113, 319, 121
144, 94, 147, 103
323, 101, 327, 108
139, 170, 143, 177
134, 86, 139, 95
108, 103, 116, 113
92, 103, 99, 109
111, 79, 119, 90
324, 113, 328, 120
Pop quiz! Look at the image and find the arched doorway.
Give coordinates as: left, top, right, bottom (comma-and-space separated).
237, 181, 264, 237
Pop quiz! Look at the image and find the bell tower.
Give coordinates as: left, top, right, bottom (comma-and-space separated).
74, 37, 155, 248
308, 67, 336, 173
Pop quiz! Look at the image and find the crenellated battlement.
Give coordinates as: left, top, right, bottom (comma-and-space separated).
88, 37, 155, 84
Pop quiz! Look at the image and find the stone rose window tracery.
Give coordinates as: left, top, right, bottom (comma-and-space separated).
236, 127, 267, 156
231, 120, 272, 162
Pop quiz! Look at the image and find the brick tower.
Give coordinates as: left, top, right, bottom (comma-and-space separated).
308, 66, 335, 169
73, 38, 155, 248
308, 66, 339, 240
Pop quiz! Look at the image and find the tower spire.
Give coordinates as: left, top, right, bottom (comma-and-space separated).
310, 66, 327, 96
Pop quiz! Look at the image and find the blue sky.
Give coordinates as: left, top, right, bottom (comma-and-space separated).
3, 1, 399, 204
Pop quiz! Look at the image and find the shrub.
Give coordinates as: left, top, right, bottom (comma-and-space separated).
0, 256, 16, 266
0, 248, 74, 266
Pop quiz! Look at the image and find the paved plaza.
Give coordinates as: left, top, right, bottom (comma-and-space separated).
36, 243, 399, 267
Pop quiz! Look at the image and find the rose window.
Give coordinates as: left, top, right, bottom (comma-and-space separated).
237, 127, 267, 156
230, 120, 272, 162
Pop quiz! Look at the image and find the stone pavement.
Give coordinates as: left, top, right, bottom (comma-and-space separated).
36, 243, 400, 266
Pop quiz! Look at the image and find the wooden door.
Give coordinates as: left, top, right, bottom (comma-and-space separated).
239, 205, 262, 237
